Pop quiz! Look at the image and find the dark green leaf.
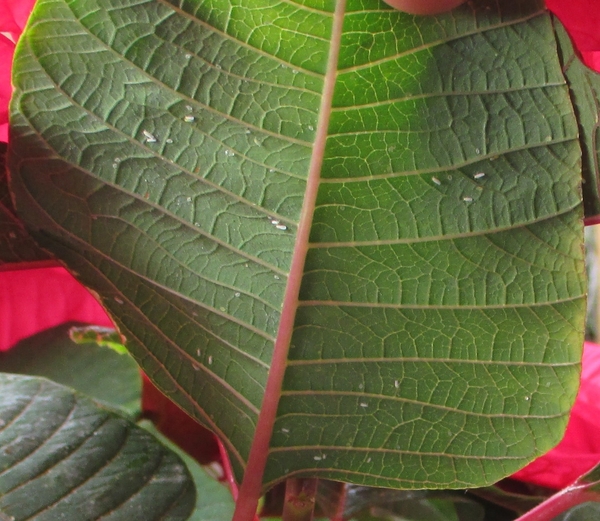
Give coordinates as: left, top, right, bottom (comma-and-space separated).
0, 323, 141, 417
8, 0, 587, 494
0, 373, 195, 520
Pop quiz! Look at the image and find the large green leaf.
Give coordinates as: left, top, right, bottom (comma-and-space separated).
7, 0, 587, 499
0, 373, 195, 520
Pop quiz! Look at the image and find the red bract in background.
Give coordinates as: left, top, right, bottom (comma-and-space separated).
1, 0, 600, 494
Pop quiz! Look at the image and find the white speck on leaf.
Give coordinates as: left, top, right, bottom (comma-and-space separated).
281, 428, 289, 433
431, 176, 441, 186
208, 355, 213, 365
184, 115, 195, 122
360, 403, 368, 408
275, 224, 287, 230
474, 172, 485, 179
394, 380, 399, 388
114, 297, 124, 304
463, 196, 473, 202
234, 292, 241, 297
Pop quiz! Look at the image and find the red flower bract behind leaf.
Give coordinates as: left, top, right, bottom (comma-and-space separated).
546, 0, 600, 72
0, 0, 37, 34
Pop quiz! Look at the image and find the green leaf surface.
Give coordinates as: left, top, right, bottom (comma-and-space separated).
554, 18, 600, 220
140, 420, 236, 521
0, 373, 195, 520
0, 142, 51, 267
8, 0, 587, 495
0, 323, 141, 417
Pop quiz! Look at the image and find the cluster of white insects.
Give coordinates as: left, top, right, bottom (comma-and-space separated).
431, 171, 486, 203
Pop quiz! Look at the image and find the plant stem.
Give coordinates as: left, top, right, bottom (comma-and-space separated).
282, 478, 318, 521
514, 483, 599, 521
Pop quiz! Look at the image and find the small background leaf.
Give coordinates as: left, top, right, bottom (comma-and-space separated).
140, 420, 236, 521
0, 373, 195, 521
555, 18, 600, 220
550, 502, 600, 521
0, 322, 141, 417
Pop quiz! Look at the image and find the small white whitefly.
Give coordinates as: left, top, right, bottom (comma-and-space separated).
274, 275, 280, 280
253, 137, 261, 146
234, 292, 241, 297
431, 176, 441, 186
114, 297, 124, 304
281, 428, 290, 433
114, 157, 121, 163
197, 349, 201, 356
186, 197, 192, 202
185, 53, 191, 59
308, 125, 314, 131
474, 172, 485, 179
292, 69, 299, 74
142, 130, 156, 143
367, 457, 372, 463
224, 149, 235, 157
394, 380, 399, 389
208, 355, 213, 365
525, 396, 530, 401
166, 138, 173, 144
360, 403, 368, 408
275, 224, 287, 231
313, 456, 322, 461
463, 196, 473, 202
185, 105, 193, 112
184, 115, 195, 122
245, 129, 251, 134
270, 219, 280, 225
269, 168, 275, 173
475, 148, 480, 154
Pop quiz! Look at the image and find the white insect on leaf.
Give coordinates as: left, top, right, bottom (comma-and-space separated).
142, 130, 156, 143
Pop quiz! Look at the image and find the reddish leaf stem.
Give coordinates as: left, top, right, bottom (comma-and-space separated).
231, 1, 347, 519
282, 478, 318, 521
514, 483, 599, 521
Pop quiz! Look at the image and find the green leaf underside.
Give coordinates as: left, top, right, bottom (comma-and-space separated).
0, 373, 194, 520
8, 0, 586, 492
